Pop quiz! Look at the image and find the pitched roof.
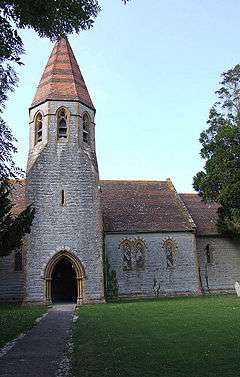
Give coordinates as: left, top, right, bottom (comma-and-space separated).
10, 181, 27, 215
31, 36, 94, 110
100, 180, 195, 233
8, 180, 220, 235
180, 193, 220, 236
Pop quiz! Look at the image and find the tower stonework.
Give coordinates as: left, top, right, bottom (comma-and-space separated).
25, 37, 105, 304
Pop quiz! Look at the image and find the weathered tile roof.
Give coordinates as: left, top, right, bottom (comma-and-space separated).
9, 180, 220, 235
10, 180, 27, 215
31, 37, 95, 110
180, 193, 220, 236
100, 180, 195, 233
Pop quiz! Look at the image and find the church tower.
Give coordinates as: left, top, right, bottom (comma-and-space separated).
26, 37, 104, 305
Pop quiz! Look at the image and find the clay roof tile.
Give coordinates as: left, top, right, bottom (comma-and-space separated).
31, 36, 94, 110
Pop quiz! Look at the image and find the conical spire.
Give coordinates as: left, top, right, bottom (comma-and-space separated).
31, 37, 95, 110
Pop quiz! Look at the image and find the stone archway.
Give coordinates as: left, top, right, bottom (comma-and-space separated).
44, 251, 85, 306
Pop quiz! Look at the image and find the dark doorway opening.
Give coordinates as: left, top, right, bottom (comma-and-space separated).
51, 257, 77, 303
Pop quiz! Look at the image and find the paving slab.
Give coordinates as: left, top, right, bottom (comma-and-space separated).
0, 304, 74, 377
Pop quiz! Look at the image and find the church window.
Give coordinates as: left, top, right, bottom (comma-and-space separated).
57, 108, 68, 140
14, 251, 23, 271
119, 239, 146, 271
163, 239, 176, 270
134, 240, 145, 270
35, 112, 43, 144
83, 113, 90, 144
205, 244, 213, 264
121, 240, 132, 271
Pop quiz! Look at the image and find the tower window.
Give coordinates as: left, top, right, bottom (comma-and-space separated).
35, 112, 43, 144
83, 113, 90, 144
14, 251, 23, 271
57, 108, 68, 140
61, 190, 66, 206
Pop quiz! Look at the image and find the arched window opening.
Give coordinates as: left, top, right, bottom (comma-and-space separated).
134, 240, 145, 270
119, 239, 146, 271
57, 108, 68, 140
205, 244, 213, 265
14, 251, 22, 271
35, 113, 43, 144
121, 240, 132, 271
163, 239, 176, 270
83, 113, 90, 144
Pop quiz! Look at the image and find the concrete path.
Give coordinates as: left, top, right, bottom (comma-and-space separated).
0, 304, 75, 377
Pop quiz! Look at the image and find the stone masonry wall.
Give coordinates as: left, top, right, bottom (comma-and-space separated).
26, 100, 104, 304
197, 236, 240, 292
0, 252, 24, 302
105, 232, 200, 298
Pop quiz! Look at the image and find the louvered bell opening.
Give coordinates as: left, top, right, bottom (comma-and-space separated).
83, 131, 88, 143
58, 118, 67, 139
37, 122, 43, 142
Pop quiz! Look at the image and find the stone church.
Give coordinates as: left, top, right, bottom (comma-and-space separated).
1, 37, 240, 305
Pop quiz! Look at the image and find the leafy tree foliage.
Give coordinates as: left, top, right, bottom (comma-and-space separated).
0, 0, 130, 103
0, 117, 35, 257
193, 64, 240, 237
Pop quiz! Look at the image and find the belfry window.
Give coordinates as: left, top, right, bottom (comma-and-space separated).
83, 113, 90, 144
14, 251, 23, 271
35, 113, 43, 144
57, 109, 68, 140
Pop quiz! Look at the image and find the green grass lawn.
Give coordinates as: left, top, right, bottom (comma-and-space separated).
72, 295, 240, 377
0, 304, 47, 348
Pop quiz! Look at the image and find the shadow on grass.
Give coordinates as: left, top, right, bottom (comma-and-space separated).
0, 304, 47, 348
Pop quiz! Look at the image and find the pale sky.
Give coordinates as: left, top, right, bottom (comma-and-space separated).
3, 0, 240, 192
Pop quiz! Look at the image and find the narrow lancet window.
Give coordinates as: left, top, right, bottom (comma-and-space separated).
14, 251, 23, 271
35, 113, 43, 144
61, 190, 66, 206
134, 240, 145, 270
83, 113, 90, 144
162, 239, 177, 270
58, 109, 68, 140
121, 240, 132, 271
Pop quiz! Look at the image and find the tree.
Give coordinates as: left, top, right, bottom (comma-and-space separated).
0, 0, 130, 102
193, 64, 240, 238
0, 117, 35, 257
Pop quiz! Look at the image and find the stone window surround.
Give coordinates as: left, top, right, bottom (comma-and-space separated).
162, 238, 177, 271
56, 106, 70, 142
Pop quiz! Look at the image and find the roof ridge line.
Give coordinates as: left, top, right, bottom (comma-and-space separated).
100, 179, 168, 183
180, 192, 198, 195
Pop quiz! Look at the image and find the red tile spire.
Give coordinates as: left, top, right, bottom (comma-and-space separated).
31, 36, 95, 110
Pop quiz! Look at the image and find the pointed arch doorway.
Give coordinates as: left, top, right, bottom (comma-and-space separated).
44, 251, 85, 305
